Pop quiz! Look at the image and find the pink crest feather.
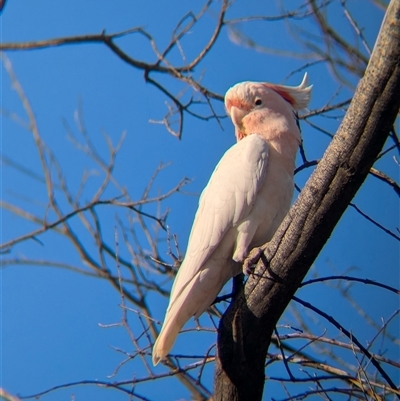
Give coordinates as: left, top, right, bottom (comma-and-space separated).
263, 73, 312, 111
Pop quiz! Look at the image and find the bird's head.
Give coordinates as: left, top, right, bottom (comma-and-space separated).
225, 73, 312, 141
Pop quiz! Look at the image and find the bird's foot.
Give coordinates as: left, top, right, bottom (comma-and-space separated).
242, 246, 265, 275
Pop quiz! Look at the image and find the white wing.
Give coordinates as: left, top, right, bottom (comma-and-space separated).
152, 134, 269, 364
169, 133, 269, 304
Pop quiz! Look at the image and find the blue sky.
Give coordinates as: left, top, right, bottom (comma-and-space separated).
1, 1, 398, 400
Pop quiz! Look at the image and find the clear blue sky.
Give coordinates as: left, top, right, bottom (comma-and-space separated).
1, 1, 398, 400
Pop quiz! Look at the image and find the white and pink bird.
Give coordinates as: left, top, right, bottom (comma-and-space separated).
152, 74, 312, 365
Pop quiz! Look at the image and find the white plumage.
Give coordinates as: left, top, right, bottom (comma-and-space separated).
152, 74, 312, 365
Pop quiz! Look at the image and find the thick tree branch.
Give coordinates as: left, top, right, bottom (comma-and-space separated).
214, 1, 400, 400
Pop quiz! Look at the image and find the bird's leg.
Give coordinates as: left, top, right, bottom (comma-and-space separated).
232, 273, 244, 299
194, 317, 201, 329
242, 245, 267, 275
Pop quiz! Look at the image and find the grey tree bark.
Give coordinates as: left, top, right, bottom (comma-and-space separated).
213, 1, 400, 400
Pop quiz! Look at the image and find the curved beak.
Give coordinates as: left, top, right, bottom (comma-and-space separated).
229, 106, 248, 140
230, 106, 247, 128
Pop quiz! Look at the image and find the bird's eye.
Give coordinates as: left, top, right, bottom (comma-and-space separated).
255, 98, 262, 106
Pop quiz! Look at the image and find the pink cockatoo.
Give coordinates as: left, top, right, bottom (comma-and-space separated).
152, 74, 312, 365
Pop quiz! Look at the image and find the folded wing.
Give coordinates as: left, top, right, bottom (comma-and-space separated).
152, 134, 269, 365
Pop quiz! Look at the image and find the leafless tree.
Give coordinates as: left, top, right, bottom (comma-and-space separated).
1, 1, 399, 400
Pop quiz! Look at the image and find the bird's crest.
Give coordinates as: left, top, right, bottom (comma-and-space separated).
264, 73, 312, 111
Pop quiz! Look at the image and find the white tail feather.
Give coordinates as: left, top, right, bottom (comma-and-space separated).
152, 261, 231, 365
152, 314, 182, 366
152, 271, 207, 365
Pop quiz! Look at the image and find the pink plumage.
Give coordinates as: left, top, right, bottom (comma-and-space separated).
152, 74, 312, 365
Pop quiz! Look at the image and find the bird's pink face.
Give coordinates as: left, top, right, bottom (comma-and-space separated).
225, 83, 276, 141
225, 82, 299, 142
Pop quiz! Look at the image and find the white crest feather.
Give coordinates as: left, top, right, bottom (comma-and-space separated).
266, 73, 312, 111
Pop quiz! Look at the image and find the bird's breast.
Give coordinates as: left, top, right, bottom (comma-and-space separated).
248, 163, 294, 248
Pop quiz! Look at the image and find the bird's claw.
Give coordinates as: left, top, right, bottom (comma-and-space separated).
243, 262, 255, 276
242, 246, 265, 275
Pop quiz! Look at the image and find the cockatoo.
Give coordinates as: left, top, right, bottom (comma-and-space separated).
152, 74, 312, 365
